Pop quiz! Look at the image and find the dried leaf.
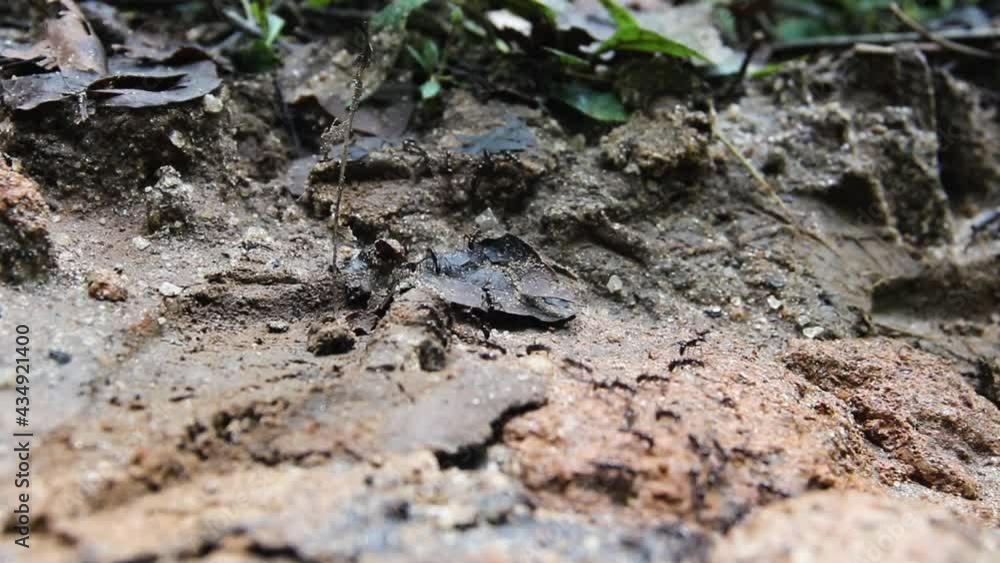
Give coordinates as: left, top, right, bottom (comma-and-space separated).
89, 59, 221, 108
1, 56, 221, 111
2, 0, 109, 76
418, 234, 576, 324
457, 117, 537, 154
1, 1, 219, 111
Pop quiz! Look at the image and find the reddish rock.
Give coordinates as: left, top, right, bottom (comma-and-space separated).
784, 338, 1000, 501
710, 490, 998, 563
0, 160, 53, 281
87, 269, 128, 302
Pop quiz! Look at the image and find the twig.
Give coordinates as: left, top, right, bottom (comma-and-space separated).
888, 3, 999, 60
708, 101, 842, 256
724, 31, 766, 98
330, 25, 373, 273
772, 26, 1000, 53
709, 104, 774, 197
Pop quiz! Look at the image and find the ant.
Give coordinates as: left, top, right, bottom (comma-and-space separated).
677, 329, 710, 356
470, 150, 521, 191
402, 139, 432, 183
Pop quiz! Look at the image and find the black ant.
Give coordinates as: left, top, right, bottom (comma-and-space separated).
424, 247, 441, 275
402, 139, 431, 183
470, 150, 521, 192
465, 227, 482, 249
677, 330, 710, 356
668, 358, 705, 372
480, 281, 496, 312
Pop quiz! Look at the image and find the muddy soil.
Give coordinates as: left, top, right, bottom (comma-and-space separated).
0, 35, 998, 563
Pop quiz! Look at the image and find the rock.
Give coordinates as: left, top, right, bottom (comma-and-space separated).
802, 326, 824, 339
600, 107, 711, 179
606, 274, 624, 294
86, 269, 128, 302
145, 166, 195, 232
307, 316, 355, 356
158, 282, 183, 297
766, 295, 783, 310
785, 339, 999, 500
474, 208, 501, 233
381, 357, 547, 457
0, 160, 53, 282
704, 305, 723, 318
131, 236, 152, 251
710, 491, 998, 563
266, 321, 289, 334
202, 94, 224, 114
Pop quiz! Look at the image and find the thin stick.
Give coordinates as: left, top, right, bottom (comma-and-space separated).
888, 3, 999, 60
772, 26, 1000, 53
709, 102, 842, 256
724, 31, 765, 98
331, 25, 373, 273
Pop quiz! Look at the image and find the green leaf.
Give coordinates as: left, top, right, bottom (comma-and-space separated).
598, 26, 711, 63
449, 4, 464, 25
263, 12, 284, 47
597, 0, 637, 29
307, 0, 332, 7
463, 18, 487, 37
242, 0, 257, 23
543, 47, 589, 67
420, 79, 442, 99
554, 83, 628, 122
406, 45, 428, 72
495, 37, 511, 54
371, 0, 431, 32
421, 38, 440, 69
749, 61, 789, 79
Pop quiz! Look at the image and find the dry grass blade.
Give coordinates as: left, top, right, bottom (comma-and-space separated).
888, 3, 999, 60
331, 26, 374, 274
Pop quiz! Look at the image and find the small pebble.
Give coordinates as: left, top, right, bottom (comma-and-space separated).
87, 269, 128, 302
267, 321, 290, 334
203, 94, 224, 114
159, 282, 183, 297
704, 306, 724, 319
606, 274, 624, 294
803, 326, 824, 339
132, 236, 151, 251
474, 208, 501, 232
767, 295, 783, 311
168, 130, 188, 149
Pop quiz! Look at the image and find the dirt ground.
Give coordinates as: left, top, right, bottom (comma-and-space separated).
1, 10, 999, 562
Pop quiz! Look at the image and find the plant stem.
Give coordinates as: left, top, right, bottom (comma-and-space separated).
331, 25, 373, 272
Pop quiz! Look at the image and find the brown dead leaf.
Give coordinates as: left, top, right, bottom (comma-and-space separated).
1, 2, 220, 111
2, 0, 107, 76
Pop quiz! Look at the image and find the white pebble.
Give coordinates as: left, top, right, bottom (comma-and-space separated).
132, 236, 151, 251
158, 282, 183, 297
803, 326, 824, 339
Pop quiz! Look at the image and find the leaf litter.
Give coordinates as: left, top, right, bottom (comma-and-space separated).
0, 0, 220, 111
417, 234, 576, 325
